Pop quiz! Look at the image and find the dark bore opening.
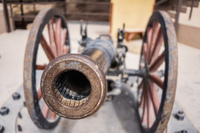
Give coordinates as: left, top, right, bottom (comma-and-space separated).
55, 70, 91, 101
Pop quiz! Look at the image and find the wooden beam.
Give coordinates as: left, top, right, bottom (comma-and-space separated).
2, 0, 11, 32
175, 0, 183, 32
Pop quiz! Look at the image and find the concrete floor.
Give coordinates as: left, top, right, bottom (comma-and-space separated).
0, 22, 200, 132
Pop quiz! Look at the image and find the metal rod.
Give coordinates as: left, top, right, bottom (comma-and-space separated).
125, 69, 146, 77
189, 0, 194, 20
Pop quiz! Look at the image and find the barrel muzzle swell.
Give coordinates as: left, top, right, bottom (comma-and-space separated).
41, 54, 107, 119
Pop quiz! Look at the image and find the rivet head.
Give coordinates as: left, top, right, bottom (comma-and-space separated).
0, 107, 9, 116
12, 92, 21, 100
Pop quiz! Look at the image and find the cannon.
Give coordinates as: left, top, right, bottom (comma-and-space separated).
23, 7, 178, 133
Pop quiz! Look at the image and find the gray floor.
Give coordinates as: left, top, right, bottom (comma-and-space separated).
13, 85, 141, 133
0, 22, 200, 132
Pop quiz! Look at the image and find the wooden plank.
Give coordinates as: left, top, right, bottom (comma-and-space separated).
12, 15, 35, 19
7, 1, 65, 5
66, 1, 110, 5
66, 12, 110, 16
109, 2, 113, 34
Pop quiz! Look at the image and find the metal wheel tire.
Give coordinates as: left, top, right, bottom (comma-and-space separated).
136, 11, 178, 133
23, 7, 70, 129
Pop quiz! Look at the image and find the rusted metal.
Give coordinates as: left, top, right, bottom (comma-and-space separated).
23, 7, 178, 132
137, 11, 178, 133
23, 7, 70, 129
82, 39, 116, 72
41, 39, 116, 119
156, 11, 178, 133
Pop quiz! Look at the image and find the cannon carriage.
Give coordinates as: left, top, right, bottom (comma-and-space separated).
23, 7, 178, 133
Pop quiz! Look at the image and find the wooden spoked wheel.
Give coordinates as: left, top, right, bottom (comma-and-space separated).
23, 8, 70, 129
137, 11, 178, 133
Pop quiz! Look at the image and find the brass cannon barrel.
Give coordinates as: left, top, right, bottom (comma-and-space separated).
41, 39, 116, 119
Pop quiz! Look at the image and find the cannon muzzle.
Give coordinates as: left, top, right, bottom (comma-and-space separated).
41, 39, 116, 119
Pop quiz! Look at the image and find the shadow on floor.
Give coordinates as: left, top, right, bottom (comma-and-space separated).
112, 84, 141, 133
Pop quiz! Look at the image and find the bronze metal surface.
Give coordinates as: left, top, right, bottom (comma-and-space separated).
41, 54, 107, 119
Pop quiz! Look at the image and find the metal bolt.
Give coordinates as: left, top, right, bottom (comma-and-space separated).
174, 111, 185, 121
23, 101, 26, 107
0, 107, 9, 116
12, 92, 21, 100
17, 125, 22, 132
176, 130, 188, 133
0, 125, 5, 133
130, 82, 134, 87
18, 112, 22, 119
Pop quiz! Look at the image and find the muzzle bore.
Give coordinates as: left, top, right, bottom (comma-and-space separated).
41, 39, 116, 119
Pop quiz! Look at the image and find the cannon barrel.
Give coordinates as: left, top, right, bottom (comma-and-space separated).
41, 39, 116, 119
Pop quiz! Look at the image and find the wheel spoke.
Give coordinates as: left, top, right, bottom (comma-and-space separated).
147, 84, 155, 128
149, 73, 163, 89
147, 28, 153, 47
143, 43, 148, 63
40, 34, 55, 61
37, 88, 42, 100
150, 29, 163, 64
49, 45, 57, 58
147, 28, 153, 61
42, 103, 49, 118
61, 29, 67, 55
139, 87, 144, 108
150, 50, 165, 72
149, 22, 161, 63
55, 18, 62, 56
142, 85, 148, 125
47, 20, 54, 46
50, 110, 56, 119
51, 19, 59, 57
152, 21, 160, 42
138, 79, 144, 89
47, 19, 57, 56
63, 46, 70, 54
147, 85, 150, 128
147, 80, 160, 114
36, 64, 47, 70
